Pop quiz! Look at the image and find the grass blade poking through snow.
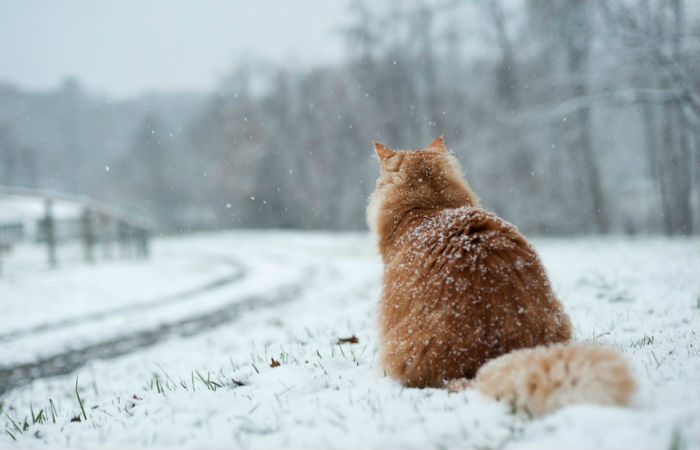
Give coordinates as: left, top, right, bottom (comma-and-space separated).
75, 377, 87, 421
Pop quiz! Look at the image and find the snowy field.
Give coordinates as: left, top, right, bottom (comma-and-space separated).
0, 231, 698, 449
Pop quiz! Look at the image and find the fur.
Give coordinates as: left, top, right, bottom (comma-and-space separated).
367, 137, 636, 414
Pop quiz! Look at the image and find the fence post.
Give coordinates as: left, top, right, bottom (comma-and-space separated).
117, 221, 130, 258
81, 207, 95, 264
136, 227, 150, 259
43, 198, 57, 268
99, 214, 114, 259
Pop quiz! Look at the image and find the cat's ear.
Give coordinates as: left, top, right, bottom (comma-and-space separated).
426, 136, 446, 151
374, 141, 394, 161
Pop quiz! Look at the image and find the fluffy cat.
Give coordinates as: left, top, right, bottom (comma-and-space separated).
367, 136, 636, 416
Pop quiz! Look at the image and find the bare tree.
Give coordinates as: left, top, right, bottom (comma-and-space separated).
600, 0, 699, 234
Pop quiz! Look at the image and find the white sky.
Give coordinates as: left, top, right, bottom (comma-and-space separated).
0, 0, 347, 98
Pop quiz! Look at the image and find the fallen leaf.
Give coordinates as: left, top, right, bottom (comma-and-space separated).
270, 358, 281, 368
337, 335, 359, 344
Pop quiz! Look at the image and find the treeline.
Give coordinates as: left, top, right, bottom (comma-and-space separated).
1, 0, 698, 235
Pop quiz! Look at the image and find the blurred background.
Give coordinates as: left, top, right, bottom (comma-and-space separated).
0, 0, 698, 244
1, 3, 699, 443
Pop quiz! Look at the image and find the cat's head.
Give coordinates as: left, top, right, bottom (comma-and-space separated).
366, 136, 479, 236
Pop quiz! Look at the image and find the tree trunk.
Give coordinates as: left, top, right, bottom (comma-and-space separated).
566, 2, 609, 233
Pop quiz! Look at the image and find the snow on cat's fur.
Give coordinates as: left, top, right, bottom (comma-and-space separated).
367, 137, 636, 415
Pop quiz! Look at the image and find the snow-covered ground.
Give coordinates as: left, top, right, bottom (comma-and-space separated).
0, 231, 698, 449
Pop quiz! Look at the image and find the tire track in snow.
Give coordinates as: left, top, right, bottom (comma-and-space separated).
0, 257, 246, 343
0, 268, 313, 397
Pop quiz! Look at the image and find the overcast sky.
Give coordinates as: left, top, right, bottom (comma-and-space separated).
0, 0, 347, 98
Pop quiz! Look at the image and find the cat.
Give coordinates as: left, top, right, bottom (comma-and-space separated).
367, 136, 636, 416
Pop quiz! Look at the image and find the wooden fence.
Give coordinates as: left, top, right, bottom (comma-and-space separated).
0, 186, 152, 274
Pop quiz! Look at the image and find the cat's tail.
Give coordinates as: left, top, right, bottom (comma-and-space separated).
446, 343, 636, 416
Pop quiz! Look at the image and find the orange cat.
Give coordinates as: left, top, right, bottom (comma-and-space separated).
367, 137, 635, 416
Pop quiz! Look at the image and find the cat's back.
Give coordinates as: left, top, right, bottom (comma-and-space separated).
394, 205, 533, 273
386, 204, 549, 318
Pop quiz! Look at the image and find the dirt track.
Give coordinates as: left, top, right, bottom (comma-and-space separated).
0, 257, 312, 397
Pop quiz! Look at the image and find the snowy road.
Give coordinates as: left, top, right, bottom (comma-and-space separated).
0, 231, 698, 449
0, 278, 306, 396
0, 234, 315, 395
0, 257, 245, 343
